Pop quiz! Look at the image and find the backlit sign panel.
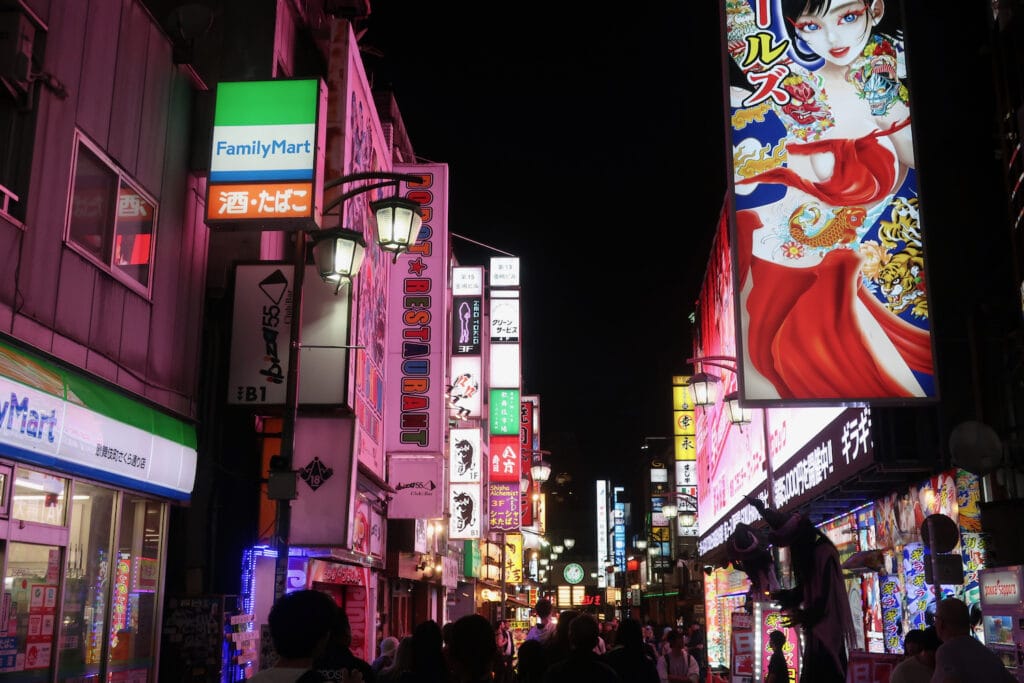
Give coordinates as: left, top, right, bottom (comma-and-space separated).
206, 79, 325, 229
385, 163, 449, 454
723, 0, 936, 403
489, 389, 520, 435
452, 296, 482, 354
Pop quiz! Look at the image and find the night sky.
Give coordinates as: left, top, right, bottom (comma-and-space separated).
362, 4, 727, 545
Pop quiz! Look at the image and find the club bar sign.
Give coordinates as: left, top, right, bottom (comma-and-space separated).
205, 79, 327, 229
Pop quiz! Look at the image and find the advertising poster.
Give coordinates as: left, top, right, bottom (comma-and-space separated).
880, 574, 903, 653
760, 610, 800, 682
731, 610, 754, 681
449, 428, 482, 483
449, 483, 481, 539
901, 542, 930, 631
722, 0, 936, 403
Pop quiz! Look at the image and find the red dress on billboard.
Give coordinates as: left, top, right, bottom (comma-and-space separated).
736, 119, 932, 399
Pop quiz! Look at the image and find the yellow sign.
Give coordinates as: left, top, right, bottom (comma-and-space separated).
675, 434, 696, 461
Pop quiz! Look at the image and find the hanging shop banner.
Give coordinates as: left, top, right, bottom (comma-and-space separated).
0, 339, 196, 500
448, 357, 482, 419
488, 482, 521, 532
489, 298, 520, 343
452, 296, 483, 355
228, 263, 350, 406
385, 163, 450, 455
449, 427, 482, 483
452, 267, 484, 296
722, 0, 936, 404
505, 533, 524, 583
488, 435, 520, 484
488, 344, 520, 389
489, 389, 521, 436
449, 482, 482, 539
520, 401, 534, 527
289, 417, 355, 546
205, 78, 326, 229
489, 258, 520, 288
387, 454, 443, 519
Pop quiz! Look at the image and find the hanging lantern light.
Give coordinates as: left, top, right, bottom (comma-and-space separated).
311, 228, 367, 293
724, 391, 753, 426
687, 371, 721, 407
531, 460, 551, 484
372, 195, 423, 261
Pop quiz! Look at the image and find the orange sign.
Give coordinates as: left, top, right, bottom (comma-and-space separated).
206, 182, 313, 221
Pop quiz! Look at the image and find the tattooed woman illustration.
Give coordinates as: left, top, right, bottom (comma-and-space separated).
726, 0, 933, 401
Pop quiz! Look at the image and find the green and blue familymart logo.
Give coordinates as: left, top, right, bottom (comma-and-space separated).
210, 79, 319, 183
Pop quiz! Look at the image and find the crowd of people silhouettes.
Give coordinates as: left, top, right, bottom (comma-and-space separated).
256, 590, 712, 683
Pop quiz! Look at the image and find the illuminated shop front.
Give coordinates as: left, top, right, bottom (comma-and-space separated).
0, 339, 196, 681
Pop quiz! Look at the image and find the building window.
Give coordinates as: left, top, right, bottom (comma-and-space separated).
67, 135, 157, 294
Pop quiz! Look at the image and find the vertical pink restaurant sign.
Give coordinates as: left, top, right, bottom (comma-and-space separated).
384, 163, 450, 457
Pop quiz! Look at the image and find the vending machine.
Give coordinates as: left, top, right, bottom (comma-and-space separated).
978, 565, 1024, 680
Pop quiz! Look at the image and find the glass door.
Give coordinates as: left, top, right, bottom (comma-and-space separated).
3, 541, 62, 681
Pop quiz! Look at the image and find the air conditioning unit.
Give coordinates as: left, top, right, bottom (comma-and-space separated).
0, 10, 34, 92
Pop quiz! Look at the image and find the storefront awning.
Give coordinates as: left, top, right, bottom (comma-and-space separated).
0, 337, 197, 500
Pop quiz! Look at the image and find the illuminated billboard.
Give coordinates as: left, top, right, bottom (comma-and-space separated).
723, 0, 936, 404
206, 79, 325, 229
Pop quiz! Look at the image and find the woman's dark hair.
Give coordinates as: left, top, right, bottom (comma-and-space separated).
411, 619, 448, 679
449, 614, 498, 678
267, 589, 337, 659
516, 639, 546, 682
769, 629, 787, 649
616, 618, 645, 650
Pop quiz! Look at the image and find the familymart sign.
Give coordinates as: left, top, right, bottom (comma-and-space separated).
205, 78, 326, 229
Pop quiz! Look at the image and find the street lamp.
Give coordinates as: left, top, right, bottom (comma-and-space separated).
687, 371, 721, 407
686, 355, 751, 427
564, 538, 576, 550
271, 170, 425, 602
531, 459, 552, 484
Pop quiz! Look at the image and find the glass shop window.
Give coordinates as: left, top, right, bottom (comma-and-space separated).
57, 480, 116, 680
11, 466, 67, 526
0, 8, 48, 224
106, 495, 164, 680
67, 135, 157, 295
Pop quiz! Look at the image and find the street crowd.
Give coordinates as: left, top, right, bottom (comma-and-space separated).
250, 591, 711, 683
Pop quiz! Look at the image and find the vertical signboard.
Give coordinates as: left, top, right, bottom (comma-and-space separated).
385, 163, 449, 455
229, 264, 350, 405
673, 376, 699, 537
520, 400, 534, 527
596, 480, 609, 588
488, 258, 522, 532
723, 0, 936, 403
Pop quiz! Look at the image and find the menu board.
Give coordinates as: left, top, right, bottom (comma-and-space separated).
159, 595, 247, 682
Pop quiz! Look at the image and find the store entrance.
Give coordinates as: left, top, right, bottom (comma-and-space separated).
2, 541, 63, 677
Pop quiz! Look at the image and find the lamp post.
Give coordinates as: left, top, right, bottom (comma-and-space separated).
685, 355, 751, 426
270, 170, 424, 602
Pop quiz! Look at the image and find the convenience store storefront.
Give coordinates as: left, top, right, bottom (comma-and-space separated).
0, 340, 196, 681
